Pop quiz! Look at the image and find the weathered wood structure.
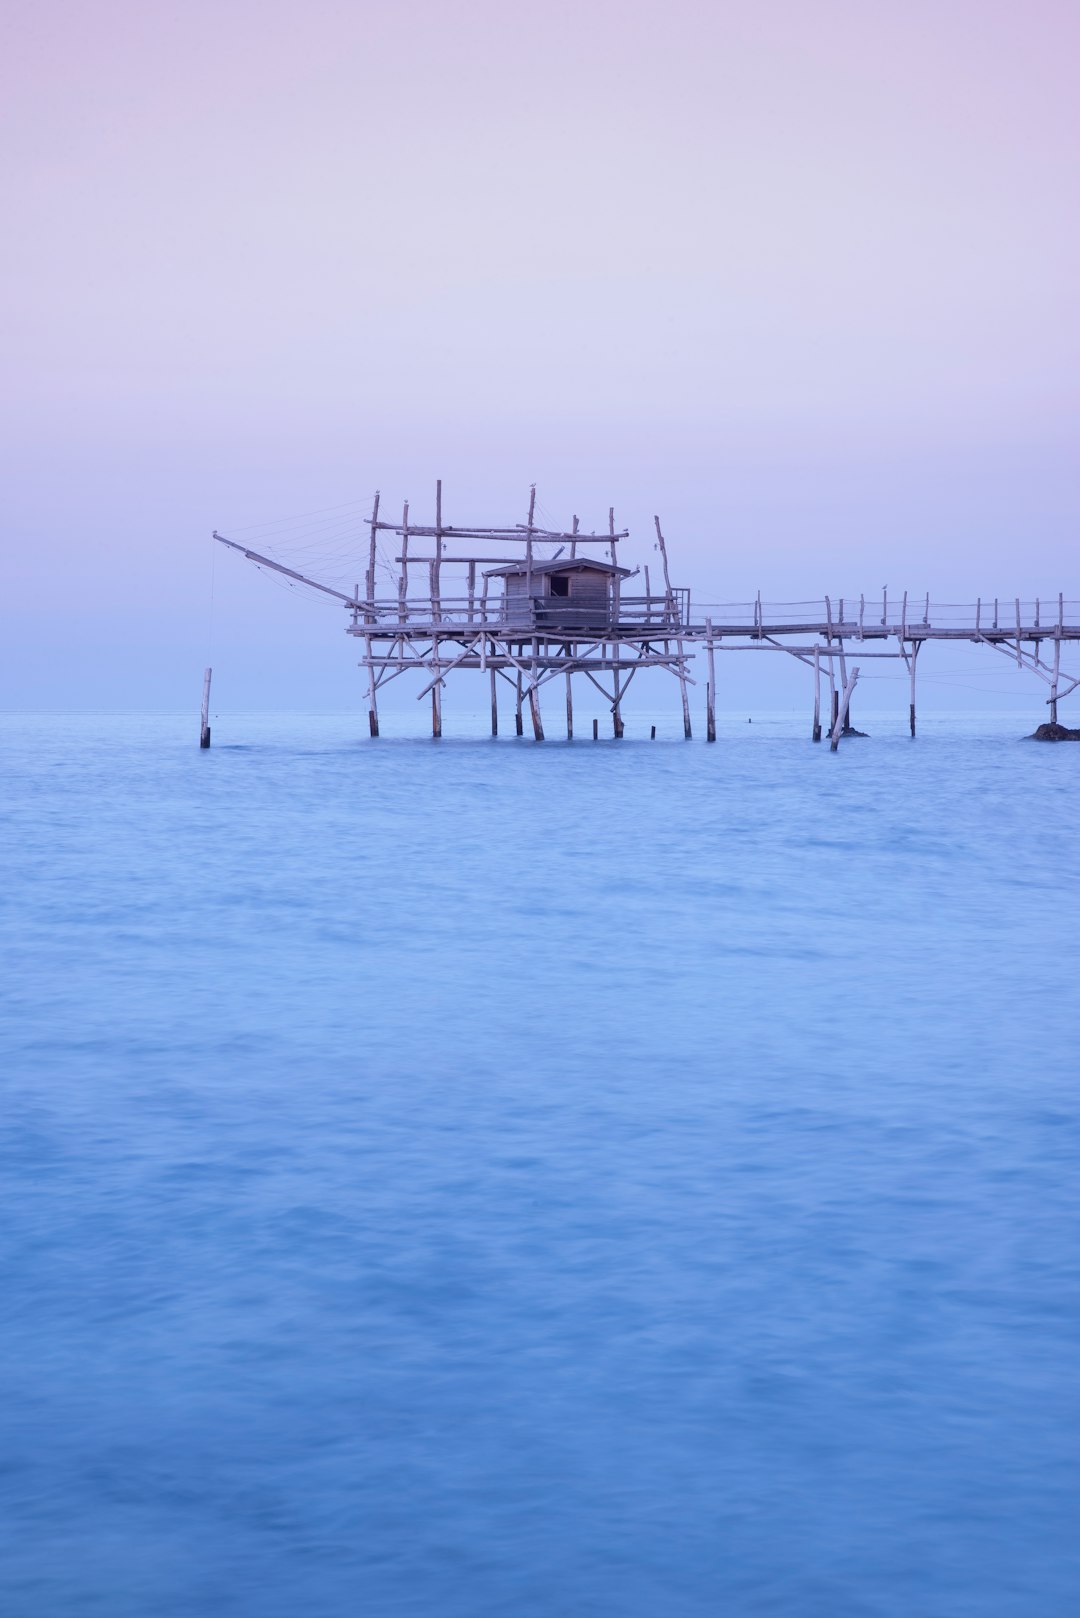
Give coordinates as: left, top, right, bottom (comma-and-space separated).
213, 483, 1080, 741
216, 483, 695, 741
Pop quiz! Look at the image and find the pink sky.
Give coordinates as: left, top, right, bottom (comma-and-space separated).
3, 0, 1078, 707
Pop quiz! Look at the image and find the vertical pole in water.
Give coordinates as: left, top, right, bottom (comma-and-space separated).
200, 666, 212, 748
593, 717, 599, 740
365, 492, 381, 737
365, 635, 379, 736
830, 667, 860, 751
812, 646, 822, 741
909, 642, 918, 737
826, 622, 840, 732
490, 666, 498, 736
705, 617, 716, 742
530, 636, 544, 740
1051, 636, 1061, 725
515, 671, 524, 735
612, 664, 625, 738
565, 672, 573, 740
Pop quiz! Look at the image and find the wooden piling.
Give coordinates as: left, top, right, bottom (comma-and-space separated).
565, 672, 573, 740
593, 717, 599, 740
812, 646, 822, 742
909, 642, 918, 737
515, 671, 524, 735
1051, 635, 1061, 724
490, 667, 498, 735
705, 617, 716, 742
365, 635, 379, 736
199, 666, 212, 748
830, 667, 860, 750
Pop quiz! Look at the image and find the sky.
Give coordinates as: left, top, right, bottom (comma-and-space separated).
2, 0, 1078, 712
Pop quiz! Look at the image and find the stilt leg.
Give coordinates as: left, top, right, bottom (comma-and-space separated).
200, 666, 212, 748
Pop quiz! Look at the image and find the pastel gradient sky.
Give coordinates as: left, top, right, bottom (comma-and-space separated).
3, 0, 1078, 708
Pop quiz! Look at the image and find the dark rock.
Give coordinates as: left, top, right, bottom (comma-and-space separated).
1030, 722, 1080, 741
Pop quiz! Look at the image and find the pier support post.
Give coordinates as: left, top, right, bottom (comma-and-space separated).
909, 642, 919, 737
490, 667, 498, 736
812, 647, 822, 742
593, 718, 599, 740
705, 618, 716, 741
200, 666, 212, 748
830, 667, 860, 750
515, 671, 524, 735
611, 650, 625, 738
565, 672, 573, 740
1051, 635, 1061, 725
364, 634, 379, 737
529, 683, 545, 741
431, 636, 442, 738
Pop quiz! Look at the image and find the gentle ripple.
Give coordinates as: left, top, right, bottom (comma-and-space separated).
1, 712, 1078, 1616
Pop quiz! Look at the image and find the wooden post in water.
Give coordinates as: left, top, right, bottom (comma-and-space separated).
655, 516, 692, 737
565, 671, 573, 739
365, 639, 379, 736
515, 671, 524, 735
830, 666, 860, 750
824, 595, 838, 732
705, 617, 716, 742
361, 490, 379, 734
613, 673, 625, 738
1051, 634, 1061, 725
200, 666, 212, 748
530, 636, 544, 740
812, 646, 822, 742
593, 717, 599, 740
909, 641, 919, 737
490, 666, 498, 736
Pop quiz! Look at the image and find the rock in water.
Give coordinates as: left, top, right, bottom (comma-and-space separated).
1030, 722, 1080, 740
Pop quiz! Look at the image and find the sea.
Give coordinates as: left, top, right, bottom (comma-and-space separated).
2, 710, 1077, 1617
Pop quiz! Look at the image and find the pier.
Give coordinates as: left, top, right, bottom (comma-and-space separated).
213, 484, 1080, 742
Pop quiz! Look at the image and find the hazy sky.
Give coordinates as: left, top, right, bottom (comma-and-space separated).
3, 0, 1078, 709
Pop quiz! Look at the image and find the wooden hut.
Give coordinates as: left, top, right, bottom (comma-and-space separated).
486, 557, 632, 629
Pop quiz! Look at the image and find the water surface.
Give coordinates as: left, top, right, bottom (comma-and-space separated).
2, 712, 1077, 1615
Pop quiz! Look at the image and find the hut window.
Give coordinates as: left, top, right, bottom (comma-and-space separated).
550, 574, 569, 597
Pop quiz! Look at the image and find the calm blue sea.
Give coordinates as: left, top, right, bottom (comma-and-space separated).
2, 711, 1078, 1617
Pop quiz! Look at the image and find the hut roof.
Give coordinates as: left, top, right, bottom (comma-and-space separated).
483, 557, 632, 580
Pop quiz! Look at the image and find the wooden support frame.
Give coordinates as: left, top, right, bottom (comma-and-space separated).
215, 497, 1080, 745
